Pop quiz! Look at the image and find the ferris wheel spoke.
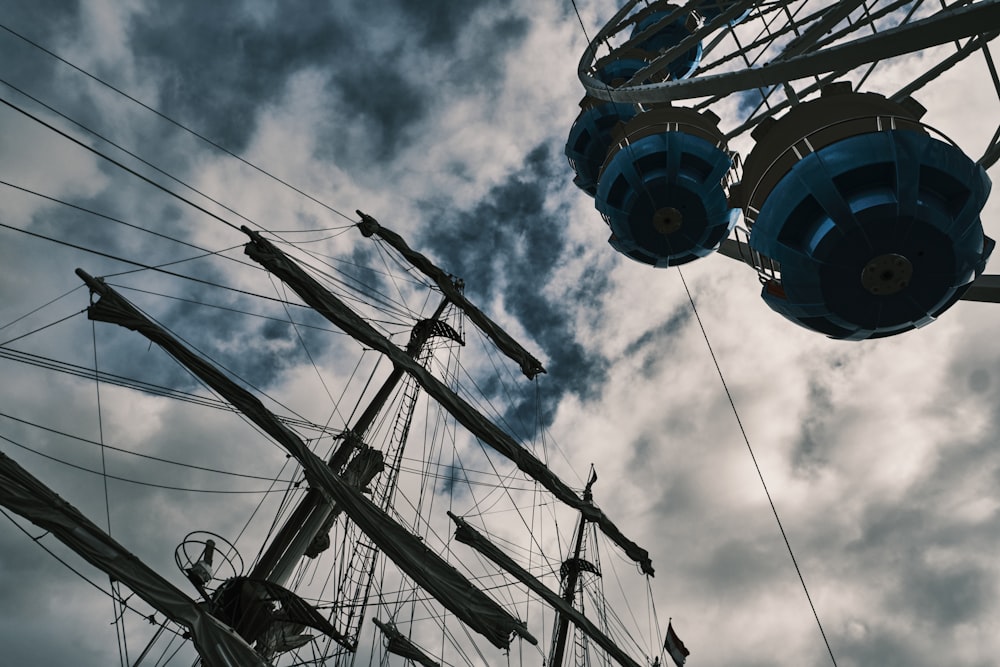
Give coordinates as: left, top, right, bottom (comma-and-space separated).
572, 1, 1000, 339
960, 275, 1000, 303
628, 0, 758, 85
581, 0, 1000, 104
979, 123, 1000, 168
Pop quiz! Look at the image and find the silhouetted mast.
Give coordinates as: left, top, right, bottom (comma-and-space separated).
550, 468, 600, 667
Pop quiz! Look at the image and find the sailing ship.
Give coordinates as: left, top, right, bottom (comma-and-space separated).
0, 1, 699, 661
0, 190, 670, 665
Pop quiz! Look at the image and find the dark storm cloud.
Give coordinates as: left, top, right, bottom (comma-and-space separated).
322, 65, 427, 163
790, 379, 836, 477
340, 241, 387, 298
440, 463, 466, 497
0, 2, 81, 83
146, 283, 331, 391
693, 536, 789, 600
848, 497, 996, 628
395, 0, 493, 51
128, 1, 351, 152
125, 0, 530, 164
392, 0, 530, 81
621, 304, 692, 377
418, 144, 610, 429
890, 559, 989, 625
30, 187, 144, 266
836, 632, 930, 667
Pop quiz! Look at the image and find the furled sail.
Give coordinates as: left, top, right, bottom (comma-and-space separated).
356, 210, 546, 379
241, 229, 655, 576
75, 269, 534, 651
211, 577, 348, 650
0, 450, 269, 667
450, 512, 643, 667
372, 618, 441, 667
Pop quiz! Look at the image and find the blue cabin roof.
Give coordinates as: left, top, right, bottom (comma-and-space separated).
694, 1, 752, 26
629, 9, 702, 80
566, 100, 638, 197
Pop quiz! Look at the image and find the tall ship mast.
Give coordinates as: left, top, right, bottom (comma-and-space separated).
6, 1, 998, 664
0, 207, 669, 666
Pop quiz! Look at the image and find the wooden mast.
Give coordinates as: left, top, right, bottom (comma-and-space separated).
550, 468, 599, 667
250, 293, 457, 589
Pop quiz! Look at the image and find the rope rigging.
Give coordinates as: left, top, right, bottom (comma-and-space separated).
0, 433, 297, 495
0, 85, 425, 332
93, 319, 130, 667
0, 506, 189, 640
568, 2, 838, 664
0, 411, 299, 483
677, 268, 838, 667
0, 21, 357, 224
0, 12, 666, 667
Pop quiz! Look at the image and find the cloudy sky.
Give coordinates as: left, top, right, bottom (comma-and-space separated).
2, 1, 1000, 666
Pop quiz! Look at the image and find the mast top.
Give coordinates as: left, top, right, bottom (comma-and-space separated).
352, 209, 547, 379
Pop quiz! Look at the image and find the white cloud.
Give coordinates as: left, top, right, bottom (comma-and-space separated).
4, 2, 1000, 666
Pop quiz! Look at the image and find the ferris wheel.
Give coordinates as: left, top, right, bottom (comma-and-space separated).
567, 0, 1000, 340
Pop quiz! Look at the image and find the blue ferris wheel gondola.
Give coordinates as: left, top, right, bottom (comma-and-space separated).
595, 108, 738, 267
570, 3, 706, 199
749, 130, 994, 340
566, 99, 638, 196
629, 5, 702, 80
594, 48, 652, 86
693, 1, 752, 26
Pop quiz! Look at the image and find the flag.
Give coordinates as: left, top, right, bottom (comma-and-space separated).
664, 620, 690, 667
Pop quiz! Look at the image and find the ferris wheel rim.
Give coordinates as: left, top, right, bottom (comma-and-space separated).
579, 0, 1000, 107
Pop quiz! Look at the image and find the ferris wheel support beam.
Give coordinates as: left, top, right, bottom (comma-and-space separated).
722, 28, 999, 141
770, 0, 870, 62
959, 275, 1000, 303
694, 0, 915, 118
890, 30, 1000, 105
721, 69, 848, 138
581, 0, 1000, 104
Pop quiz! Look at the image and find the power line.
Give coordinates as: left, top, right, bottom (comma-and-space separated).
0, 22, 357, 223
0, 308, 86, 347
0, 221, 311, 307
0, 411, 298, 483
0, 284, 83, 332
0, 432, 296, 495
677, 268, 838, 667
0, 93, 244, 233
0, 348, 339, 436
1, 76, 274, 238
0, 177, 261, 273
0, 506, 188, 642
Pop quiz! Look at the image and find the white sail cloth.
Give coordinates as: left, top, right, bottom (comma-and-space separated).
78, 270, 533, 651
241, 229, 655, 577
450, 512, 643, 667
372, 618, 441, 667
356, 210, 545, 379
0, 450, 269, 667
